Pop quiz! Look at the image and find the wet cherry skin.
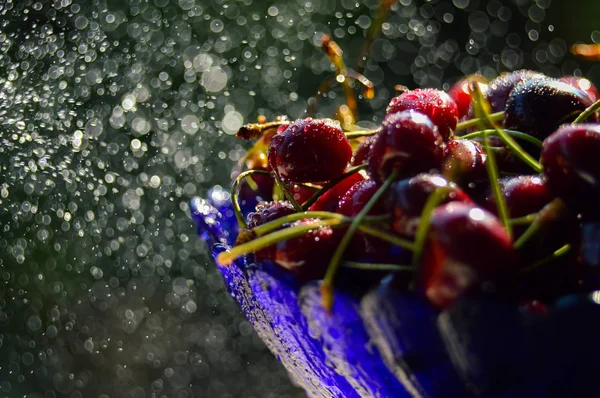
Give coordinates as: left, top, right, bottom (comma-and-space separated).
386, 88, 458, 141
368, 110, 445, 183
503, 78, 596, 140
268, 118, 352, 184
541, 124, 600, 216
417, 202, 517, 309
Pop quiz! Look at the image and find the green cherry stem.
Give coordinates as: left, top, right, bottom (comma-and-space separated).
509, 213, 537, 226
252, 210, 413, 250
573, 99, 600, 123
252, 211, 385, 237
222, 213, 413, 266
321, 170, 399, 312
519, 244, 571, 275
513, 199, 567, 249
411, 187, 450, 267
470, 83, 542, 173
342, 261, 415, 272
272, 171, 302, 212
217, 218, 348, 266
344, 129, 378, 139
455, 111, 504, 132
460, 129, 543, 148
301, 164, 368, 210
482, 130, 512, 238
231, 169, 273, 229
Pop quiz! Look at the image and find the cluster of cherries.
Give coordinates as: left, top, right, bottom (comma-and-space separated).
218, 69, 600, 312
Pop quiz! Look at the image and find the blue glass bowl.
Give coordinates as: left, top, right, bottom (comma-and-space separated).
190, 192, 600, 398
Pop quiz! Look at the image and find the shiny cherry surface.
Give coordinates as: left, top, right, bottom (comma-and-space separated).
268, 118, 352, 184
386, 88, 458, 141
368, 110, 445, 183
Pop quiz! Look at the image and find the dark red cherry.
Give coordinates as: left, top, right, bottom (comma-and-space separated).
290, 183, 317, 205
473, 69, 545, 115
417, 202, 517, 309
268, 118, 352, 184
368, 110, 445, 183
560, 75, 599, 102
448, 75, 488, 119
337, 179, 385, 217
247, 201, 297, 229
246, 201, 297, 261
274, 219, 341, 281
520, 300, 548, 315
387, 173, 472, 238
386, 88, 458, 141
503, 78, 596, 140
308, 172, 365, 212
337, 178, 411, 264
483, 175, 552, 218
541, 124, 600, 216
350, 135, 376, 166
442, 139, 488, 190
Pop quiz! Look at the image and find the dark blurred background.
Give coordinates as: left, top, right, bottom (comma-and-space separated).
0, 0, 598, 397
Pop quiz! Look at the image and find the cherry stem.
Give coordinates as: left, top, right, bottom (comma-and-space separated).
252, 211, 385, 236
460, 129, 543, 148
513, 199, 567, 249
344, 129, 378, 139
220, 213, 412, 266
358, 224, 415, 251
231, 169, 273, 229
471, 83, 542, 173
573, 99, 600, 123
342, 261, 415, 272
236, 121, 287, 140
321, 170, 399, 312
519, 244, 571, 275
509, 212, 537, 225
301, 164, 368, 210
482, 129, 512, 238
272, 172, 302, 212
217, 218, 348, 266
455, 111, 504, 132
411, 186, 450, 267
249, 209, 414, 250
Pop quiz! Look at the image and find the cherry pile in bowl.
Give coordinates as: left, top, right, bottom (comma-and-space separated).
218, 69, 600, 313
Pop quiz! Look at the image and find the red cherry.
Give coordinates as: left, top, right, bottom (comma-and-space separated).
448, 75, 488, 119
468, 69, 545, 115
503, 77, 596, 140
560, 75, 599, 102
290, 183, 316, 205
442, 139, 488, 189
483, 176, 552, 219
337, 178, 410, 264
368, 110, 445, 183
350, 135, 376, 166
308, 172, 365, 212
337, 179, 385, 217
520, 300, 548, 315
541, 124, 600, 216
417, 202, 517, 309
268, 118, 352, 184
247, 201, 297, 229
387, 174, 472, 238
386, 88, 458, 141
274, 219, 341, 281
